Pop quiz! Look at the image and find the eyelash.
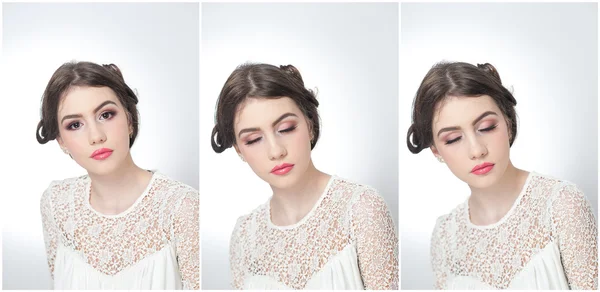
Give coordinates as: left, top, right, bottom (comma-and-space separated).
244, 125, 298, 145
444, 124, 498, 145
65, 111, 116, 131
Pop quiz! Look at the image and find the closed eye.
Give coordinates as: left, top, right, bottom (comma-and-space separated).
279, 126, 297, 133
480, 124, 497, 132
445, 136, 461, 145
246, 137, 262, 145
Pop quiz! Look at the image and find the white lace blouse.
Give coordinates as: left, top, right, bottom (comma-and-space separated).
40, 171, 199, 289
229, 176, 399, 290
431, 172, 598, 289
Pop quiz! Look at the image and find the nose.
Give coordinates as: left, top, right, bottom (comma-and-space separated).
88, 123, 107, 145
268, 137, 287, 161
467, 135, 488, 160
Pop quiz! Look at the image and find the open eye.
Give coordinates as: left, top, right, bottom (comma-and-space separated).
67, 121, 82, 130
100, 111, 115, 120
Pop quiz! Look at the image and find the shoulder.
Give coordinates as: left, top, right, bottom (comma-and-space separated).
331, 176, 386, 207
533, 173, 590, 213
40, 175, 88, 207
527, 172, 587, 206
432, 202, 464, 242
525, 172, 580, 199
152, 172, 198, 205
231, 203, 266, 237
229, 202, 267, 253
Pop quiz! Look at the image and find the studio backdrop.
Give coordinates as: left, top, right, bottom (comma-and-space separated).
1, 3, 199, 289
200, 3, 399, 289
398, 3, 598, 289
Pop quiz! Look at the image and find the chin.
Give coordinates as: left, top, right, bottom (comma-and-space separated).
464, 170, 503, 189
82, 159, 122, 176
264, 174, 297, 189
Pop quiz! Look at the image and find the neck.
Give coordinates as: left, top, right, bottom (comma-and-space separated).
468, 161, 528, 225
88, 153, 152, 214
269, 160, 330, 226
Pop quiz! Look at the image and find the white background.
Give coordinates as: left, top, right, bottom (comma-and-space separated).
1, 3, 199, 289
399, 3, 598, 289
200, 3, 399, 289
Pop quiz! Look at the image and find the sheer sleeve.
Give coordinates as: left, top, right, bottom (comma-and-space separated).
430, 215, 449, 289
229, 216, 248, 289
173, 191, 200, 290
40, 181, 58, 280
351, 188, 399, 289
551, 183, 598, 290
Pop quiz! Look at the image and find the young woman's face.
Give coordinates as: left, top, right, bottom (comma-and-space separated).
430, 95, 512, 189
57, 86, 132, 176
233, 97, 313, 190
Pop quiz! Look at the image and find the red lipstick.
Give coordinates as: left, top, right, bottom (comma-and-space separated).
271, 163, 294, 175
471, 162, 494, 175
90, 148, 113, 160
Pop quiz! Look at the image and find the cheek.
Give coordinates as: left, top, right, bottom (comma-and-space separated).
487, 125, 511, 150
58, 128, 86, 150
439, 147, 465, 170
290, 125, 311, 146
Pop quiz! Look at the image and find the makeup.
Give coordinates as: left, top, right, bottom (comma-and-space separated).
471, 162, 494, 175
271, 163, 294, 175
90, 148, 113, 160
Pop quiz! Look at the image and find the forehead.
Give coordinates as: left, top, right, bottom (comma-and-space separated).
234, 96, 303, 129
433, 95, 503, 129
58, 86, 121, 116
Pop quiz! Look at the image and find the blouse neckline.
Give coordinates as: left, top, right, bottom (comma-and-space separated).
266, 175, 336, 230
465, 171, 534, 230
84, 170, 158, 219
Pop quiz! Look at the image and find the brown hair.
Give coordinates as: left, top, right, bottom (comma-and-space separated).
407, 62, 517, 154
211, 63, 320, 153
36, 61, 140, 147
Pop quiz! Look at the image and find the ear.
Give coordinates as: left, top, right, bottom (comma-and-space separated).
234, 144, 241, 156
57, 136, 65, 149
430, 145, 440, 158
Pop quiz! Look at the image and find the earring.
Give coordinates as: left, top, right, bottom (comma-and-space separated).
62, 147, 70, 155
238, 154, 245, 162
437, 156, 444, 163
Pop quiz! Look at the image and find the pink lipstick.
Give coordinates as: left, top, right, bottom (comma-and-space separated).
90, 148, 113, 160
471, 162, 494, 175
271, 163, 294, 175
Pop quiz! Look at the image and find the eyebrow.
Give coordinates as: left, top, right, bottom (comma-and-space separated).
436, 111, 498, 137
237, 112, 298, 138
60, 100, 118, 124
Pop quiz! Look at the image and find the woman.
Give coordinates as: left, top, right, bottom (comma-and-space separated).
211, 63, 398, 289
36, 61, 199, 289
407, 61, 598, 289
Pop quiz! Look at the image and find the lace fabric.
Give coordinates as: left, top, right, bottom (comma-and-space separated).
229, 176, 399, 289
431, 172, 598, 289
40, 172, 200, 289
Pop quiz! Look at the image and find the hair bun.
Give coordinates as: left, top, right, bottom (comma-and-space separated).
279, 64, 305, 86
477, 63, 502, 84
102, 63, 125, 80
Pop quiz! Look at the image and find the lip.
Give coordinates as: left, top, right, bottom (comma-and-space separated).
471, 162, 495, 175
270, 163, 294, 175
90, 148, 113, 160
